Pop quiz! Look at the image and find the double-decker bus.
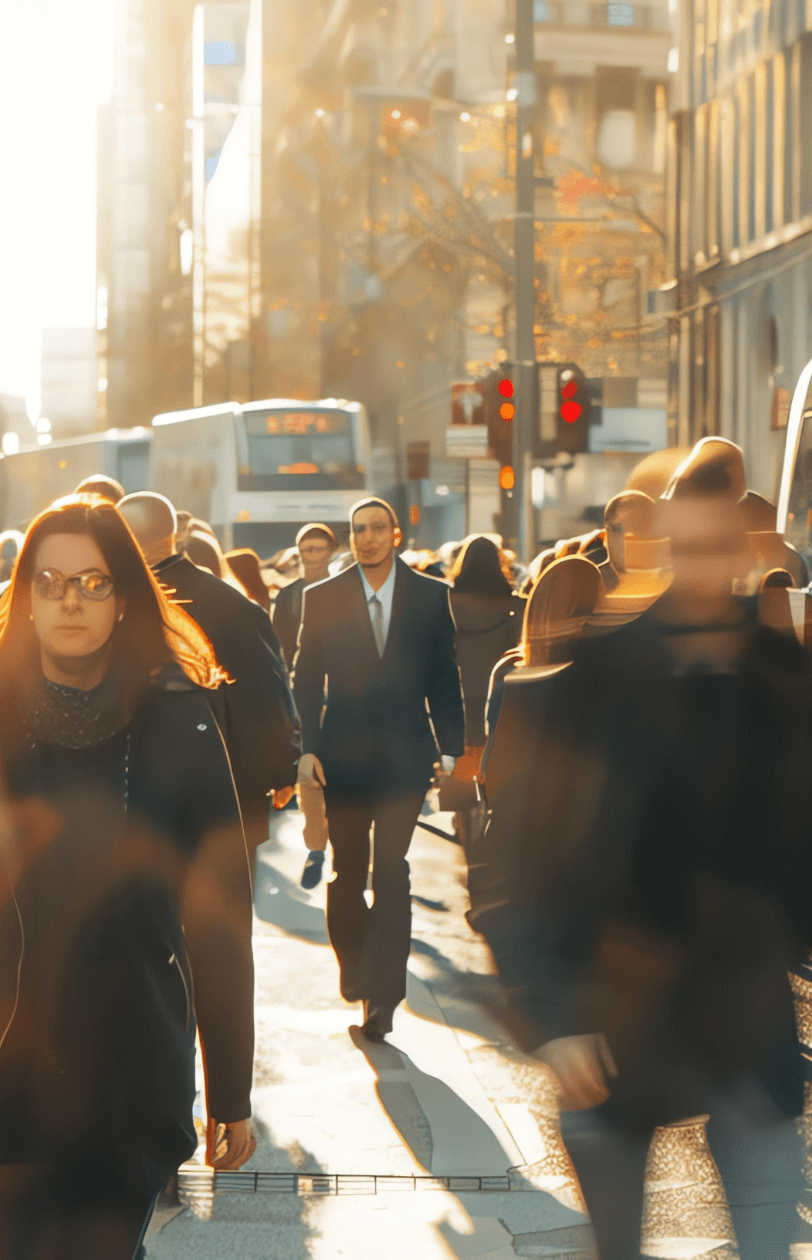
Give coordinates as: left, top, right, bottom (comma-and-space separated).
149, 397, 371, 554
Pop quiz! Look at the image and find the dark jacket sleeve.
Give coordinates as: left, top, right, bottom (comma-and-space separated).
218, 599, 301, 795
467, 671, 601, 1052
291, 585, 327, 755
271, 583, 300, 670
426, 587, 465, 758
180, 698, 255, 1122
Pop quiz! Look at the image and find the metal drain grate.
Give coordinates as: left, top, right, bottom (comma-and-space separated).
178, 1169, 512, 1196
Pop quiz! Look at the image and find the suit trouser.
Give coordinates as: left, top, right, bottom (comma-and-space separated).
560, 1081, 804, 1260
324, 791, 426, 1010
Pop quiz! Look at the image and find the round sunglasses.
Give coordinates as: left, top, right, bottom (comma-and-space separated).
33, 569, 115, 602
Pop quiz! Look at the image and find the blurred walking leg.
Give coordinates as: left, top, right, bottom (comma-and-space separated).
324, 797, 375, 1000
364, 794, 424, 1012
706, 1088, 804, 1260
559, 1105, 653, 1260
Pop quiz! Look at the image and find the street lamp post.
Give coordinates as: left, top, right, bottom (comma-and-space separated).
511, 0, 536, 560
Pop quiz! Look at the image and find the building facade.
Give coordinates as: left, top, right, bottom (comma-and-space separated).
666, 0, 812, 501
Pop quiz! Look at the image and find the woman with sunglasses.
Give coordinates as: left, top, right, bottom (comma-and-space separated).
0, 495, 255, 1258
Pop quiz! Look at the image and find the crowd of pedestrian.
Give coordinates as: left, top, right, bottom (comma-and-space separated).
0, 433, 809, 1257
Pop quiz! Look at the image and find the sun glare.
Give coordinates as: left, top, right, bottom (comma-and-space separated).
0, 0, 115, 412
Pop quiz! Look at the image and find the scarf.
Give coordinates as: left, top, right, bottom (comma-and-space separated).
21, 667, 131, 750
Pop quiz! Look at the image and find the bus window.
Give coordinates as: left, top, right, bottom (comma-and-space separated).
237, 409, 364, 491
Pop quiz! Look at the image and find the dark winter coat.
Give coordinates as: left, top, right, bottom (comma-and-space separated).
450, 591, 523, 747
293, 559, 465, 797
272, 576, 305, 670
469, 612, 812, 1129
154, 554, 301, 814
0, 668, 254, 1169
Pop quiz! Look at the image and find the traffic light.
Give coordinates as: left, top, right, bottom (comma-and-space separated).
484, 366, 515, 467
556, 364, 592, 455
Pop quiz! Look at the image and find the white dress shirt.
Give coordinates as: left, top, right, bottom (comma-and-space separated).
358, 560, 397, 651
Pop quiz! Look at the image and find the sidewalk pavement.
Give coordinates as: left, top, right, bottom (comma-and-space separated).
144, 808, 799, 1259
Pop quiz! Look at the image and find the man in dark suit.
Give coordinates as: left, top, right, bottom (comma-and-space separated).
293, 497, 465, 1041
119, 493, 301, 859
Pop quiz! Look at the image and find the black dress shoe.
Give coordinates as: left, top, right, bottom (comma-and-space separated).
361, 1005, 395, 1043
300, 850, 325, 889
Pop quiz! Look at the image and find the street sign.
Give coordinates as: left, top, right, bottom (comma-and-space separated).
451, 383, 485, 427
445, 425, 489, 459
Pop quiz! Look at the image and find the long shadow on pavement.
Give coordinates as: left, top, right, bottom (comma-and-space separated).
253, 858, 330, 945
348, 1026, 511, 1175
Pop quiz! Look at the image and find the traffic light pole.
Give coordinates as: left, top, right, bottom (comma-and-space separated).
512, 0, 536, 562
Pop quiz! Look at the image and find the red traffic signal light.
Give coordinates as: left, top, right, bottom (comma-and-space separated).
559, 370, 582, 424
498, 375, 515, 420
555, 364, 592, 455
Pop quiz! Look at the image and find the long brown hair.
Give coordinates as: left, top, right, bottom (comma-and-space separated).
0, 495, 227, 700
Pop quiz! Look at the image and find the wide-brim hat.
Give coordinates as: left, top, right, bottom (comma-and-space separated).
523, 555, 604, 650
661, 436, 747, 503
624, 447, 693, 499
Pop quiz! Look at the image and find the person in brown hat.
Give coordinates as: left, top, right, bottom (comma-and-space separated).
272, 524, 338, 672
470, 435, 812, 1258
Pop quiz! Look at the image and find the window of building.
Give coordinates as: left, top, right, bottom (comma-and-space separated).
708, 97, 720, 256
746, 73, 756, 241
772, 51, 785, 229
693, 103, 709, 263
590, 3, 649, 25
597, 111, 637, 168
705, 306, 721, 436
534, 0, 565, 20
665, 117, 680, 281
607, 3, 635, 23
732, 91, 741, 249
694, 0, 707, 105
800, 34, 812, 218
784, 46, 796, 224
720, 94, 735, 255
764, 59, 774, 234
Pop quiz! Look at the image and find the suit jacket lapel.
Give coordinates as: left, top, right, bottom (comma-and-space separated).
345, 564, 381, 671
381, 558, 408, 665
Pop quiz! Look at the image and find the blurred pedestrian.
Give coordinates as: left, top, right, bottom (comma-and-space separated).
119, 493, 300, 865
293, 497, 464, 1041
272, 525, 337, 670
0, 494, 256, 1258
0, 530, 24, 590
225, 549, 271, 612
471, 438, 812, 1259
74, 475, 126, 505
183, 528, 251, 598
444, 536, 522, 851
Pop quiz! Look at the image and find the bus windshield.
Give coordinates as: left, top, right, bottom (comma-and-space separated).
237, 408, 364, 490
